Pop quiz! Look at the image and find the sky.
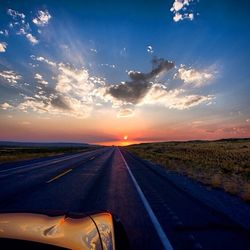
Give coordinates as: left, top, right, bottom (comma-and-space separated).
0, 0, 250, 145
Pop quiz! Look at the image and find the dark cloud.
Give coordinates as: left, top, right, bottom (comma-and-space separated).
50, 95, 71, 110
107, 57, 174, 104
33, 85, 72, 111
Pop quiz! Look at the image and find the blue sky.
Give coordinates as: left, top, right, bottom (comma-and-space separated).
0, 0, 249, 143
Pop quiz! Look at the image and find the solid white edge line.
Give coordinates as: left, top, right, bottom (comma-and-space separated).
118, 148, 174, 250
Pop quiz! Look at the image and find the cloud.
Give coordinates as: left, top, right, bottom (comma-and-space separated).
100, 63, 116, 68
17, 60, 106, 119
55, 63, 94, 96
0, 42, 7, 52
90, 48, 97, 53
106, 57, 174, 104
34, 73, 48, 85
170, 0, 196, 22
173, 12, 183, 22
32, 10, 51, 26
96, 58, 215, 115
7, 9, 25, 19
20, 121, 31, 125
171, 1, 185, 12
0, 102, 12, 110
26, 33, 39, 45
34, 56, 56, 66
0, 30, 9, 36
141, 84, 214, 109
175, 65, 214, 87
120, 47, 127, 56
17, 28, 27, 35
147, 45, 154, 54
188, 13, 194, 20
0, 70, 22, 84
14, 53, 215, 119
117, 108, 134, 118
7, 9, 39, 45
17, 95, 92, 119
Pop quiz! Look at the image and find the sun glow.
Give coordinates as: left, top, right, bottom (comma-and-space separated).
123, 135, 128, 140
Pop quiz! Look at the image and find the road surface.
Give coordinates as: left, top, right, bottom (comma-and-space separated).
0, 147, 249, 250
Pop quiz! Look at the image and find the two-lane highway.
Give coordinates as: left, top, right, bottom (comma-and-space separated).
0, 147, 250, 250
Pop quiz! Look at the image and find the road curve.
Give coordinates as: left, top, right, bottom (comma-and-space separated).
0, 147, 249, 250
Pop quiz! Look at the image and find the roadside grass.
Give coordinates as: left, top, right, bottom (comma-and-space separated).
125, 139, 250, 202
0, 146, 101, 164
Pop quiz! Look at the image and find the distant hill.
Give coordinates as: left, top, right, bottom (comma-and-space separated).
129, 137, 250, 146
0, 141, 94, 147
216, 138, 250, 142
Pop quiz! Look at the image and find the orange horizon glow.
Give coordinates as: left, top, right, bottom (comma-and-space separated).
96, 140, 139, 146
0, 112, 249, 145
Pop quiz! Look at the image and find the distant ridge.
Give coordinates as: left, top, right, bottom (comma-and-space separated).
129, 137, 250, 146
0, 141, 93, 147
177, 138, 250, 143
216, 138, 250, 142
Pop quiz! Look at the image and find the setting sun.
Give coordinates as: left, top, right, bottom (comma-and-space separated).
123, 135, 128, 140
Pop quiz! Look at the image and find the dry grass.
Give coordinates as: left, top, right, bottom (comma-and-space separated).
241, 184, 250, 202
0, 146, 101, 164
126, 139, 250, 202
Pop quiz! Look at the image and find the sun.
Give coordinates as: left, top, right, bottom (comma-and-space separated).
123, 135, 128, 140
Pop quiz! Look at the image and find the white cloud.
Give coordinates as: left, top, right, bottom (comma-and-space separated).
173, 12, 183, 22
101, 82, 214, 112
141, 84, 214, 110
97, 58, 215, 115
176, 66, 214, 87
35, 56, 56, 66
33, 10, 51, 26
0, 102, 12, 110
171, 1, 184, 12
100, 63, 116, 68
188, 13, 194, 20
54, 63, 103, 107
34, 73, 48, 85
17, 28, 25, 35
0, 42, 7, 52
17, 62, 106, 119
7, 9, 25, 19
34, 73, 43, 80
170, 0, 196, 22
90, 48, 97, 53
26, 33, 39, 45
147, 45, 154, 54
17, 96, 92, 119
0, 30, 9, 36
0, 70, 22, 84
7, 11, 39, 46
15, 55, 215, 119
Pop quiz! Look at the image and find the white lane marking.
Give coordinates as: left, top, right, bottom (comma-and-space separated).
46, 169, 73, 183
0, 150, 101, 175
118, 148, 174, 250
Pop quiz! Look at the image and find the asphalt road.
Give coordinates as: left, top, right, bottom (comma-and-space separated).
0, 147, 249, 250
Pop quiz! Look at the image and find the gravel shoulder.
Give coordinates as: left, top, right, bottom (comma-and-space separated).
141, 157, 250, 231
